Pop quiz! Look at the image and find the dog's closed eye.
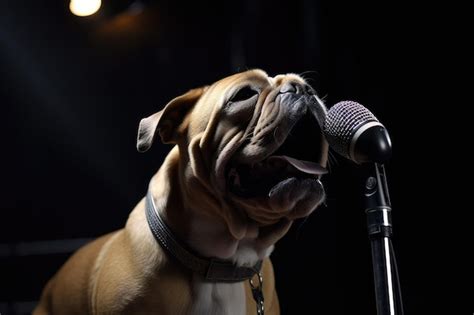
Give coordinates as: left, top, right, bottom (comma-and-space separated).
225, 87, 259, 122
229, 86, 258, 103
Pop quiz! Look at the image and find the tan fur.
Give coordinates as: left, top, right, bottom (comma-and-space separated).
34, 69, 327, 315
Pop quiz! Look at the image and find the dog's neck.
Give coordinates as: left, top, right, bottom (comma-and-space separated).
148, 146, 273, 266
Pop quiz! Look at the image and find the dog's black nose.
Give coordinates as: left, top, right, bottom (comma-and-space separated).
280, 82, 313, 95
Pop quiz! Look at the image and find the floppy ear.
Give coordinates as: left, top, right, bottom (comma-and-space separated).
137, 87, 206, 152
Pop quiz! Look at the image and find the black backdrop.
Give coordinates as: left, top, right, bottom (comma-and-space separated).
0, 0, 468, 314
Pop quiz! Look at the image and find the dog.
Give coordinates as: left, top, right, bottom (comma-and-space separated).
33, 69, 328, 315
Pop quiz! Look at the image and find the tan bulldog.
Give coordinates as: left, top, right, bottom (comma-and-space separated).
33, 69, 328, 315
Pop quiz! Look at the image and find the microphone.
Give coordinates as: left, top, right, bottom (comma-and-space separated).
323, 101, 392, 164
323, 101, 404, 315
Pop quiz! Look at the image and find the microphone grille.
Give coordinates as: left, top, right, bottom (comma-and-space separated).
323, 101, 379, 159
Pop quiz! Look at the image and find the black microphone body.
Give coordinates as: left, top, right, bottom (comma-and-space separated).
324, 101, 403, 315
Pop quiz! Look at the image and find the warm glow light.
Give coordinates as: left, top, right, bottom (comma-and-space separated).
69, 0, 101, 17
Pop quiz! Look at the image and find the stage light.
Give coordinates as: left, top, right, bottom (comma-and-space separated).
69, 0, 101, 17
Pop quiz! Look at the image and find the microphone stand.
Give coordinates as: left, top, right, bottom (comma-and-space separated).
364, 163, 404, 315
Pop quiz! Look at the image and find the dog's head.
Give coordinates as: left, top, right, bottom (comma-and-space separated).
137, 69, 328, 255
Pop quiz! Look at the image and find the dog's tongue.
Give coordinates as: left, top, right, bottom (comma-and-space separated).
268, 156, 328, 175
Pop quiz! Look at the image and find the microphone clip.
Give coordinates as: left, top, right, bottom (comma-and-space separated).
364, 163, 393, 239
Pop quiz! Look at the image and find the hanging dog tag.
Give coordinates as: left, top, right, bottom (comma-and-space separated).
250, 272, 265, 315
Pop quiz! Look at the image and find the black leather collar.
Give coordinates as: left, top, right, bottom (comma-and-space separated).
145, 190, 262, 282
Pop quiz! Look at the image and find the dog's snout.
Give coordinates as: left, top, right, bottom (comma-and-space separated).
280, 82, 299, 94
279, 82, 313, 95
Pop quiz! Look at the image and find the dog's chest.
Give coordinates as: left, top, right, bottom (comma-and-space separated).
189, 280, 246, 315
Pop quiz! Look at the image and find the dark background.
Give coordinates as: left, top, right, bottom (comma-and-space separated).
0, 0, 468, 314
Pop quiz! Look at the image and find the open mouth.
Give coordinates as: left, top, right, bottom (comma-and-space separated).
227, 110, 327, 198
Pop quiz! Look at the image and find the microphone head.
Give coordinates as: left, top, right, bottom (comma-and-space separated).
324, 101, 391, 163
